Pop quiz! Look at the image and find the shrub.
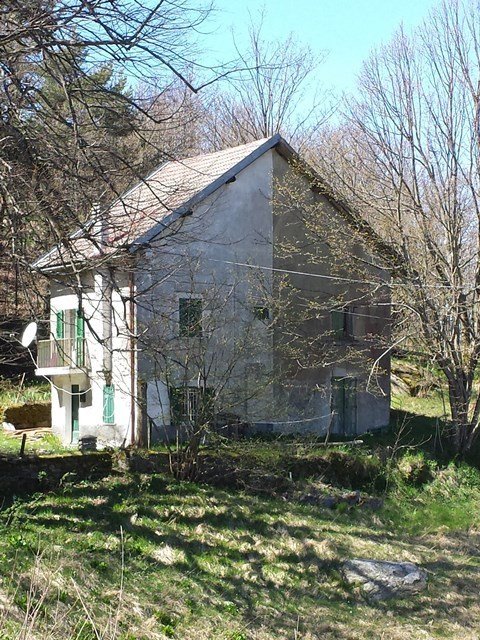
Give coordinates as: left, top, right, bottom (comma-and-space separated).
395, 451, 435, 486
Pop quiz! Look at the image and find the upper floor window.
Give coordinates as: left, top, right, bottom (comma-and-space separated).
253, 305, 270, 321
179, 298, 202, 337
331, 307, 354, 339
55, 309, 84, 341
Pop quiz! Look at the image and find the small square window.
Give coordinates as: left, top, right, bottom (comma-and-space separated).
254, 306, 270, 321
179, 298, 202, 337
169, 386, 214, 425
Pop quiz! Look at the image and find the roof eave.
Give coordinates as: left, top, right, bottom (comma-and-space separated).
129, 134, 283, 250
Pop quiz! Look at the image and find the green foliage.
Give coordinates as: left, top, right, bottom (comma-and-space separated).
393, 451, 435, 487
0, 381, 50, 420
0, 430, 66, 456
384, 462, 480, 535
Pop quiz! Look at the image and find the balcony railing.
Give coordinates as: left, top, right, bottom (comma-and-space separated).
37, 338, 89, 370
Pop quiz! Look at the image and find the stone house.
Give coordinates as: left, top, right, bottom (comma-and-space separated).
33, 135, 391, 446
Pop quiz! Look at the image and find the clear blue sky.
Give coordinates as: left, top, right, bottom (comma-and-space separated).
203, 0, 438, 93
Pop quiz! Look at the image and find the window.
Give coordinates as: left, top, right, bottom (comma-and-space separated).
169, 386, 214, 425
54, 309, 85, 366
331, 307, 354, 339
179, 298, 202, 337
103, 384, 115, 424
253, 305, 270, 321
54, 309, 84, 339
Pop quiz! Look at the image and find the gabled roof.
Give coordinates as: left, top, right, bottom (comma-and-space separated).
33, 134, 402, 274
33, 136, 283, 271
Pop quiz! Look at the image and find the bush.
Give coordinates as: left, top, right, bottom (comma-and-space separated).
395, 451, 435, 486
286, 448, 386, 490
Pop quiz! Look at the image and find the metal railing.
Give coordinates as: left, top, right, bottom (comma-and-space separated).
37, 338, 89, 370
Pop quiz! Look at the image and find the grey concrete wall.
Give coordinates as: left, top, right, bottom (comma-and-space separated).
136, 147, 390, 439
135, 150, 277, 436
270, 151, 391, 435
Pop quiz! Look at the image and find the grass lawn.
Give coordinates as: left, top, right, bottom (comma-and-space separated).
391, 392, 448, 419
1, 383, 479, 638
0, 379, 50, 411
0, 430, 67, 456
0, 469, 479, 640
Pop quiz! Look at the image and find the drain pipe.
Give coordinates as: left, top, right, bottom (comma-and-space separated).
102, 271, 113, 385
129, 271, 136, 446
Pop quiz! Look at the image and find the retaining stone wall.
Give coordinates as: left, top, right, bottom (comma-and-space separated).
0, 450, 171, 497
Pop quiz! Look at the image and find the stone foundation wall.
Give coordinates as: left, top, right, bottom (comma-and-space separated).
0, 450, 170, 497
0, 452, 112, 495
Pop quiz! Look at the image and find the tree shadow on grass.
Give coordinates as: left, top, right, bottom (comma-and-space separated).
1, 475, 480, 639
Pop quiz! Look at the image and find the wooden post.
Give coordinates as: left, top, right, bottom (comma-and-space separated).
19, 433, 27, 457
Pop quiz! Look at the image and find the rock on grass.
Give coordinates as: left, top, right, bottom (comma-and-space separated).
342, 558, 428, 601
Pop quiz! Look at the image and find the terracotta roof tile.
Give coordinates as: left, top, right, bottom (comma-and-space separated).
34, 138, 272, 270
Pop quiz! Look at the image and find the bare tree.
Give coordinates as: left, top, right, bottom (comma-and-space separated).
311, 0, 480, 455
204, 17, 332, 151
0, 0, 221, 372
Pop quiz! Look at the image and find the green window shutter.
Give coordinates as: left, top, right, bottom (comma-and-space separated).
75, 310, 85, 339
56, 311, 65, 339
75, 310, 85, 367
179, 298, 202, 337
103, 385, 115, 424
331, 309, 345, 338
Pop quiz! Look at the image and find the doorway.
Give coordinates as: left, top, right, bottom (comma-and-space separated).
331, 377, 357, 435
71, 384, 80, 443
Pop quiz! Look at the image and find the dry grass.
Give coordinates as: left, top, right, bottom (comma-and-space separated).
0, 472, 479, 640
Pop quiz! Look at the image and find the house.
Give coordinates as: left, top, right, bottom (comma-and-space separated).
33, 135, 391, 447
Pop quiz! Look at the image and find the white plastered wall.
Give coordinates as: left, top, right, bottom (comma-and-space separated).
47, 271, 134, 446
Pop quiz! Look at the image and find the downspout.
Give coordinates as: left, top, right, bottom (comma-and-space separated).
102, 271, 113, 385
99, 207, 113, 386
129, 271, 136, 446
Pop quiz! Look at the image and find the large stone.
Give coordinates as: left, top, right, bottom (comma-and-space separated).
342, 559, 428, 601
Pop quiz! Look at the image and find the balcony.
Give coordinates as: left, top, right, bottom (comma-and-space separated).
36, 338, 90, 375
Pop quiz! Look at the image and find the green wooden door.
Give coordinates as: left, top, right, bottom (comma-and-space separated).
71, 384, 80, 443
331, 377, 357, 435
331, 377, 345, 434
344, 378, 357, 436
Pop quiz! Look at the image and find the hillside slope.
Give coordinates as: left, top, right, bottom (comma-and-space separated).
0, 471, 479, 640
